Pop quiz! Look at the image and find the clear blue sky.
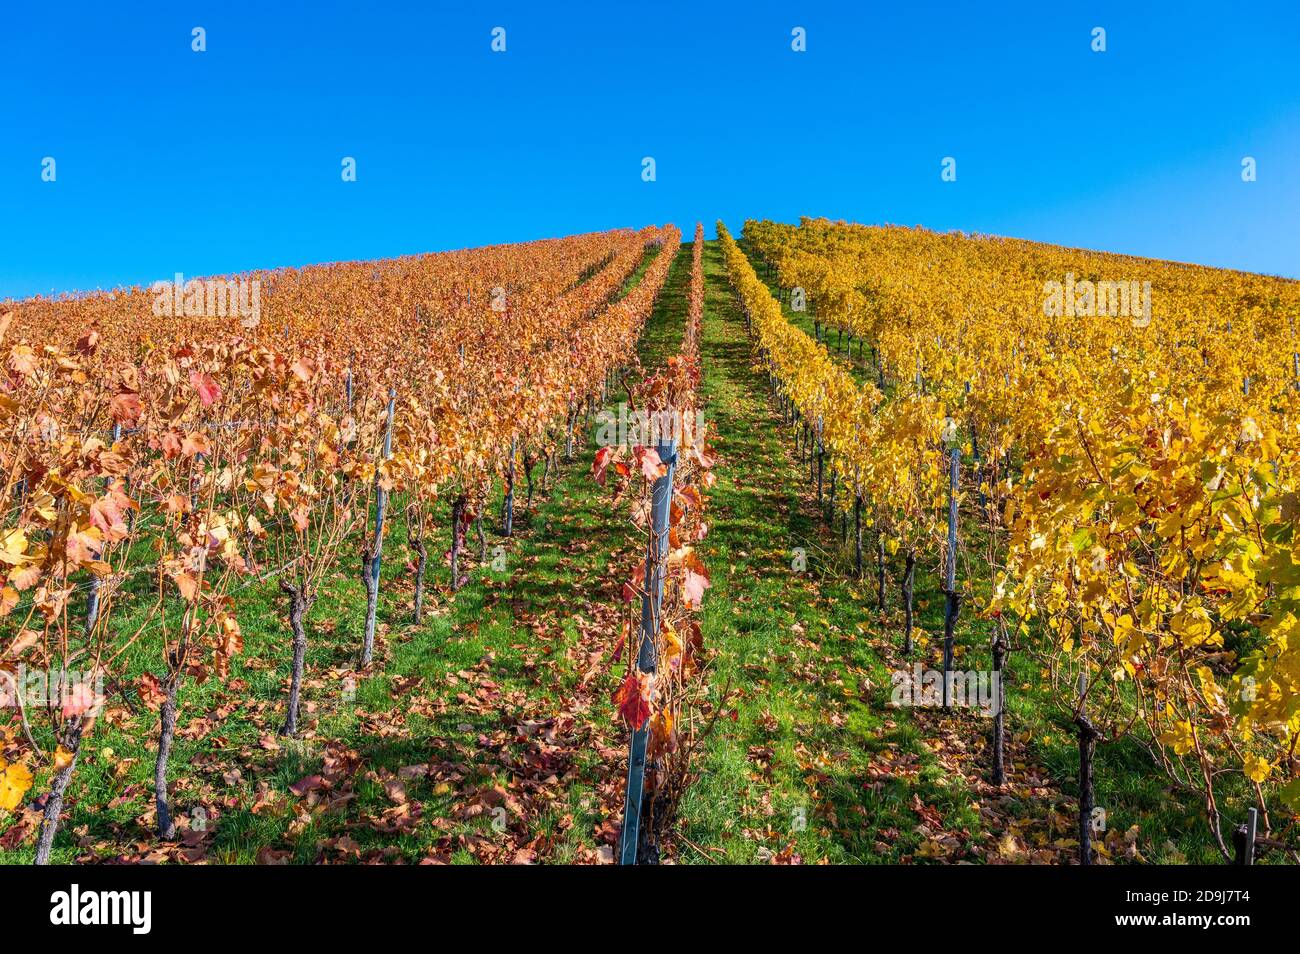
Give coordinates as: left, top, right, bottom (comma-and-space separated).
3, 0, 1297, 299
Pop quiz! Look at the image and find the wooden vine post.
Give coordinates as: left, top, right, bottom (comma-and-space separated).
503, 437, 516, 536
990, 618, 1008, 785
1233, 807, 1258, 865
619, 437, 677, 865
449, 496, 466, 593
876, 534, 887, 612
941, 447, 961, 709
84, 420, 122, 635
362, 388, 396, 666
1076, 671, 1099, 866
815, 417, 825, 504
854, 495, 863, 578
902, 549, 916, 655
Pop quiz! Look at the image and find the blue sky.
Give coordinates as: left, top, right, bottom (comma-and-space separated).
2, 0, 1297, 298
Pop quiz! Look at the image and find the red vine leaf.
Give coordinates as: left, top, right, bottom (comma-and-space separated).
611, 671, 652, 727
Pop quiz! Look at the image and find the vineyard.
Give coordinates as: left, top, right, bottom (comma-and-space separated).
1, 218, 1297, 866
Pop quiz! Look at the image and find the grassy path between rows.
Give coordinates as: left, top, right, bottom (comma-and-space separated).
676, 240, 1007, 863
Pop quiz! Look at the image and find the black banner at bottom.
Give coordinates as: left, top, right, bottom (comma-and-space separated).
5, 863, 1269, 941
